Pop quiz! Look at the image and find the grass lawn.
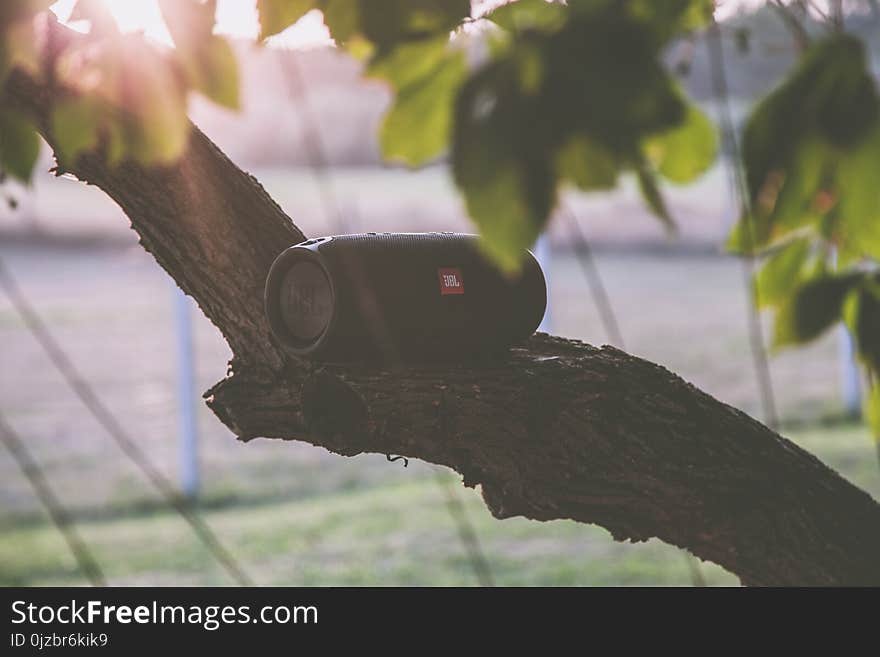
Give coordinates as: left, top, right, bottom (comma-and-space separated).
1, 240, 878, 586
1, 421, 876, 587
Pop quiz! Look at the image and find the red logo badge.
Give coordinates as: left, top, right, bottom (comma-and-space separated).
438, 268, 464, 295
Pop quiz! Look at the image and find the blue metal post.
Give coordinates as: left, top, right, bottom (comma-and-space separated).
839, 325, 863, 417
173, 285, 199, 499
534, 234, 552, 333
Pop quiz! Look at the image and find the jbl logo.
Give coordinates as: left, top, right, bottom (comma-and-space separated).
438, 268, 464, 295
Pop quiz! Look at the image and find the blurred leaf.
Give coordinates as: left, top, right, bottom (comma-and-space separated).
357, 0, 469, 51
70, 0, 119, 33
541, 8, 686, 154
725, 214, 766, 255
866, 385, 880, 441
50, 29, 190, 167
674, 0, 714, 32
452, 61, 554, 272
731, 35, 880, 259
0, 2, 47, 82
754, 238, 812, 308
850, 282, 880, 372
106, 121, 126, 167
556, 134, 618, 190
0, 110, 40, 183
514, 44, 543, 95
488, 0, 567, 32
322, 0, 359, 44
644, 101, 717, 184
256, 0, 317, 40
159, 0, 240, 109
367, 37, 448, 89
764, 138, 826, 233
378, 49, 466, 166
317, 0, 468, 51
773, 272, 862, 348
742, 35, 878, 210
113, 40, 191, 165
836, 120, 880, 261
0, 0, 54, 24
125, 95, 189, 165
623, 0, 714, 38
446, 1, 712, 266
185, 36, 240, 109
636, 164, 674, 230
51, 98, 101, 164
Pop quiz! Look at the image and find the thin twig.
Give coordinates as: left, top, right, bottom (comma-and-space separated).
434, 469, 495, 587
0, 412, 106, 586
770, 0, 812, 51
563, 204, 625, 348
707, 18, 781, 431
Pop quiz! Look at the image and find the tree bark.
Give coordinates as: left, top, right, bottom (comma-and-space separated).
5, 33, 880, 586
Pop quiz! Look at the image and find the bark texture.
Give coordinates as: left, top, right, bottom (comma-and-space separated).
5, 30, 880, 585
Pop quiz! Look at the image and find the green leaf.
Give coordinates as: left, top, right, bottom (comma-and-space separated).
51, 98, 101, 164
725, 213, 776, 256
452, 61, 555, 272
836, 119, 880, 261
116, 41, 190, 165
624, 0, 714, 39
159, 1, 240, 109
725, 160, 826, 257
187, 36, 240, 109
672, 0, 714, 32
866, 385, 880, 441
488, 0, 567, 32
556, 134, 618, 190
106, 121, 126, 167
378, 49, 466, 166
636, 165, 674, 231
256, 0, 317, 40
773, 273, 862, 348
742, 35, 878, 208
724, 138, 831, 256
322, 0, 360, 44
449, 1, 716, 264
357, 0, 469, 51
0, 4, 45, 83
733, 35, 880, 263
764, 138, 826, 233
367, 37, 448, 89
850, 282, 880, 372
0, 110, 40, 183
644, 101, 717, 184
470, 163, 554, 272
754, 238, 812, 309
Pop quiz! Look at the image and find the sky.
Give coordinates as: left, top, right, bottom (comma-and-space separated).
49, 1, 773, 51
49, 0, 333, 49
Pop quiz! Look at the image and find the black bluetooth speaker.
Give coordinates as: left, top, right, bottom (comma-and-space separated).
264, 232, 546, 362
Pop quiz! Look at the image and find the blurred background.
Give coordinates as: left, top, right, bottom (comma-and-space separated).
1, 2, 879, 586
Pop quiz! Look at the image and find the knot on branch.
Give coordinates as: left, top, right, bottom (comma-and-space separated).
302, 369, 369, 456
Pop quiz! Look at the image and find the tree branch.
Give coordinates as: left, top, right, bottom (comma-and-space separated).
5, 21, 880, 585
